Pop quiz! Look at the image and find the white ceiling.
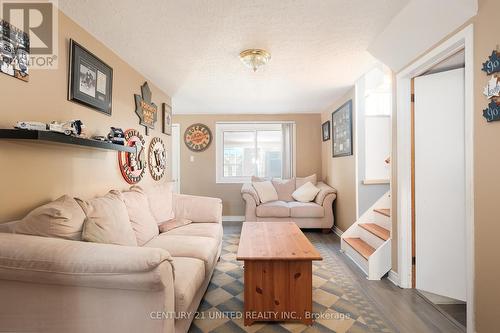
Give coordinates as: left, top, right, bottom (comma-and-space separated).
59, 0, 409, 114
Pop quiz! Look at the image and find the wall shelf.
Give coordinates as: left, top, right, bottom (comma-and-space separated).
0, 129, 135, 153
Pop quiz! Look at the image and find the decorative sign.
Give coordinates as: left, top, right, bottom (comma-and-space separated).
162, 103, 172, 136
483, 76, 500, 99
134, 82, 158, 135
184, 123, 212, 152
483, 100, 500, 122
332, 100, 353, 157
0, 19, 30, 82
481, 51, 500, 75
148, 137, 166, 181
118, 129, 147, 184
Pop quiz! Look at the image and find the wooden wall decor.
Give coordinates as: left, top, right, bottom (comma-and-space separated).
481, 51, 500, 75
481, 49, 500, 123
483, 100, 500, 122
148, 137, 166, 181
184, 123, 212, 152
118, 129, 147, 184
134, 82, 158, 135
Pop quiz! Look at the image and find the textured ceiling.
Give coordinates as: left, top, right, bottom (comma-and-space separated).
59, 0, 409, 114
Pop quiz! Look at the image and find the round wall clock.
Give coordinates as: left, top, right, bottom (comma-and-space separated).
148, 137, 167, 181
184, 123, 212, 152
118, 129, 147, 184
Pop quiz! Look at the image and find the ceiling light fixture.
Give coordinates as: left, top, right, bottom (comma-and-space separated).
239, 49, 271, 72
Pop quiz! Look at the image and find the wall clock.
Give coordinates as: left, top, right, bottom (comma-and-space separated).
148, 137, 166, 181
184, 123, 212, 152
118, 129, 147, 184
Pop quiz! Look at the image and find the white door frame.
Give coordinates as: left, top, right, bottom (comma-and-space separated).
395, 25, 474, 332
171, 123, 181, 193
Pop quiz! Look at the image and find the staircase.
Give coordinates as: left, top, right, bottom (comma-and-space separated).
340, 191, 392, 280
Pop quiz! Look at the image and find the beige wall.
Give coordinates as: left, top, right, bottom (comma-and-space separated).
173, 114, 322, 216
320, 89, 357, 232
0, 11, 171, 222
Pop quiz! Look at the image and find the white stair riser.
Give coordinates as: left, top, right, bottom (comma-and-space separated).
358, 227, 385, 249
373, 213, 391, 229
341, 240, 369, 274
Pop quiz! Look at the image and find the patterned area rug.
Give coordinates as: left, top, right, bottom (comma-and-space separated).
189, 232, 393, 333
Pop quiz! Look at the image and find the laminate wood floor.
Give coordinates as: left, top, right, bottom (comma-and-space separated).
223, 223, 465, 333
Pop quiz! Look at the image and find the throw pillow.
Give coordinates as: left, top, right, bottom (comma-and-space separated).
296, 174, 317, 189
143, 182, 175, 223
77, 191, 138, 246
122, 186, 159, 246
158, 218, 192, 233
272, 178, 296, 202
292, 182, 321, 203
14, 195, 86, 240
252, 180, 279, 203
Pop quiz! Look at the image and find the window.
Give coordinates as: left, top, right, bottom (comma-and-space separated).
216, 122, 295, 183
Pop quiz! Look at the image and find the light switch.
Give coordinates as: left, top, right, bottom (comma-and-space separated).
190, 155, 195, 162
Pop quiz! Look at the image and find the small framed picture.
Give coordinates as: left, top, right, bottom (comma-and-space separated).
322, 121, 330, 141
68, 39, 113, 115
332, 100, 353, 158
162, 103, 172, 135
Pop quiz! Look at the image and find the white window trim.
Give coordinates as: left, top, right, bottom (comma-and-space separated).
215, 121, 295, 184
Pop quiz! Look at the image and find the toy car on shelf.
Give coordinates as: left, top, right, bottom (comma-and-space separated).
15, 121, 48, 131
108, 127, 125, 145
49, 120, 84, 136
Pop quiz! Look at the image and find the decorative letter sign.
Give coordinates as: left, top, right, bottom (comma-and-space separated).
482, 51, 500, 75
483, 100, 500, 122
134, 82, 158, 135
483, 76, 500, 99
148, 137, 166, 181
118, 129, 147, 184
184, 123, 212, 152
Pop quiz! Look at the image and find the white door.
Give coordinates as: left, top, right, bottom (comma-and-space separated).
414, 68, 466, 302
171, 124, 181, 193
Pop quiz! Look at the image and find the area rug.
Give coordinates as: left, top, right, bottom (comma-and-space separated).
189, 232, 393, 333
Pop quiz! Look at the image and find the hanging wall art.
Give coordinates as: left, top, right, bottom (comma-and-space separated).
148, 137, 166, 181
118, 129, 147, 184
134, 82, 158, 135
184, 123, 212, 152
0, 19, 30, 82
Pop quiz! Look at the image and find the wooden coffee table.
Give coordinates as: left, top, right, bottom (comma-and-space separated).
236, 222, 322, 326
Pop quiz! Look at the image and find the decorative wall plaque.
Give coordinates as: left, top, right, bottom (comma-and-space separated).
118, 129, 147, 184
481, 51, 500, 75
184, 123, 212, 152
483, 100, 500, 122
162, 103, 172, 136
0, 19, 30, 82
332, 100, 353, 157
483, 76, 500, 99
148, 137, 166, 181
134, 82, 158, 135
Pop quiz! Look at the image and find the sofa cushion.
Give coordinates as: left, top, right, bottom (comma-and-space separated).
14, 195, 85, 241
143, 182, 175, 223
172, 257, 205, 313
164, 223, 222, 240
122, 187, 159, 246
292, 182, 321, 203
272, 178, 296, 202
77, 191, 138, 246
158, 218, 192, 233
252, 180, 278, 203
144, 234, 219, 273
288, 201, 325, 218
296, 174, 317, 188
256, 201, 290, 218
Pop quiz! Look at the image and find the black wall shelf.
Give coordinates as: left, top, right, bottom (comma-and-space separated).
0, 129, 135, 153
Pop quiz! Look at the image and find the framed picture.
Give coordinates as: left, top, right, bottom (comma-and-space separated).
0, 19, 30, 82
331, 100, 353, 157
162, 103, 172, 135
68, 39, 113, 115
322, 121, 330, 141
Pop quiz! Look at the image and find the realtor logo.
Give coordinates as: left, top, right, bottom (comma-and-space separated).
0, 0, 58, 69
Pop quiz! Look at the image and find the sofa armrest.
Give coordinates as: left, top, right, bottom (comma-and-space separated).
173, 193, 222, 223
314, 182, 337, 205
241, 183, 259, 205
0, 233, 174, 291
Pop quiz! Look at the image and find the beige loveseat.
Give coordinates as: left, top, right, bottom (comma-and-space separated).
241, 177, 337, 230
0, 183, 222, 333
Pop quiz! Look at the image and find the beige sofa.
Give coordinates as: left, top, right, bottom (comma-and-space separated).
241, 179, 337, 230
0, 185, 222, 333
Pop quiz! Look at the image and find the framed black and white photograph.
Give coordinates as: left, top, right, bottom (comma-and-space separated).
332, 100, 353, 158
68, 39, 113, 115
162, 103, 172, 135
322, 120, 330, 141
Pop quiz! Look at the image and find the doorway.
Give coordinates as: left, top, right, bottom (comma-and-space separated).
413, 66, 467, 328
395, 25, 474, 333
171, 123, 181, 193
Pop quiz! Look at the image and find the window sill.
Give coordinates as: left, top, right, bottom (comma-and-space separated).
363, 179, 390, 185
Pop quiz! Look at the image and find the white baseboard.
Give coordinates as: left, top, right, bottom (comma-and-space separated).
388, 270, 400, 286
222, 216, 245, 222
333, 226, 344, 237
